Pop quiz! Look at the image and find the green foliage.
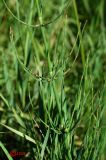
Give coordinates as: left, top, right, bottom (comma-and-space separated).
0, 0, 106, 159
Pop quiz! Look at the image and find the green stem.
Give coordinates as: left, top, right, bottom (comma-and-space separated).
24, 0, 34, 66
72, 0, 85, 68
36, 0, 48, 54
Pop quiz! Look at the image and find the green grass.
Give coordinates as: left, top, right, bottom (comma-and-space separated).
0, 0, 106, 159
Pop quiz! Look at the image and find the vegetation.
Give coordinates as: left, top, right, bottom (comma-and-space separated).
0, 0, 106, 159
